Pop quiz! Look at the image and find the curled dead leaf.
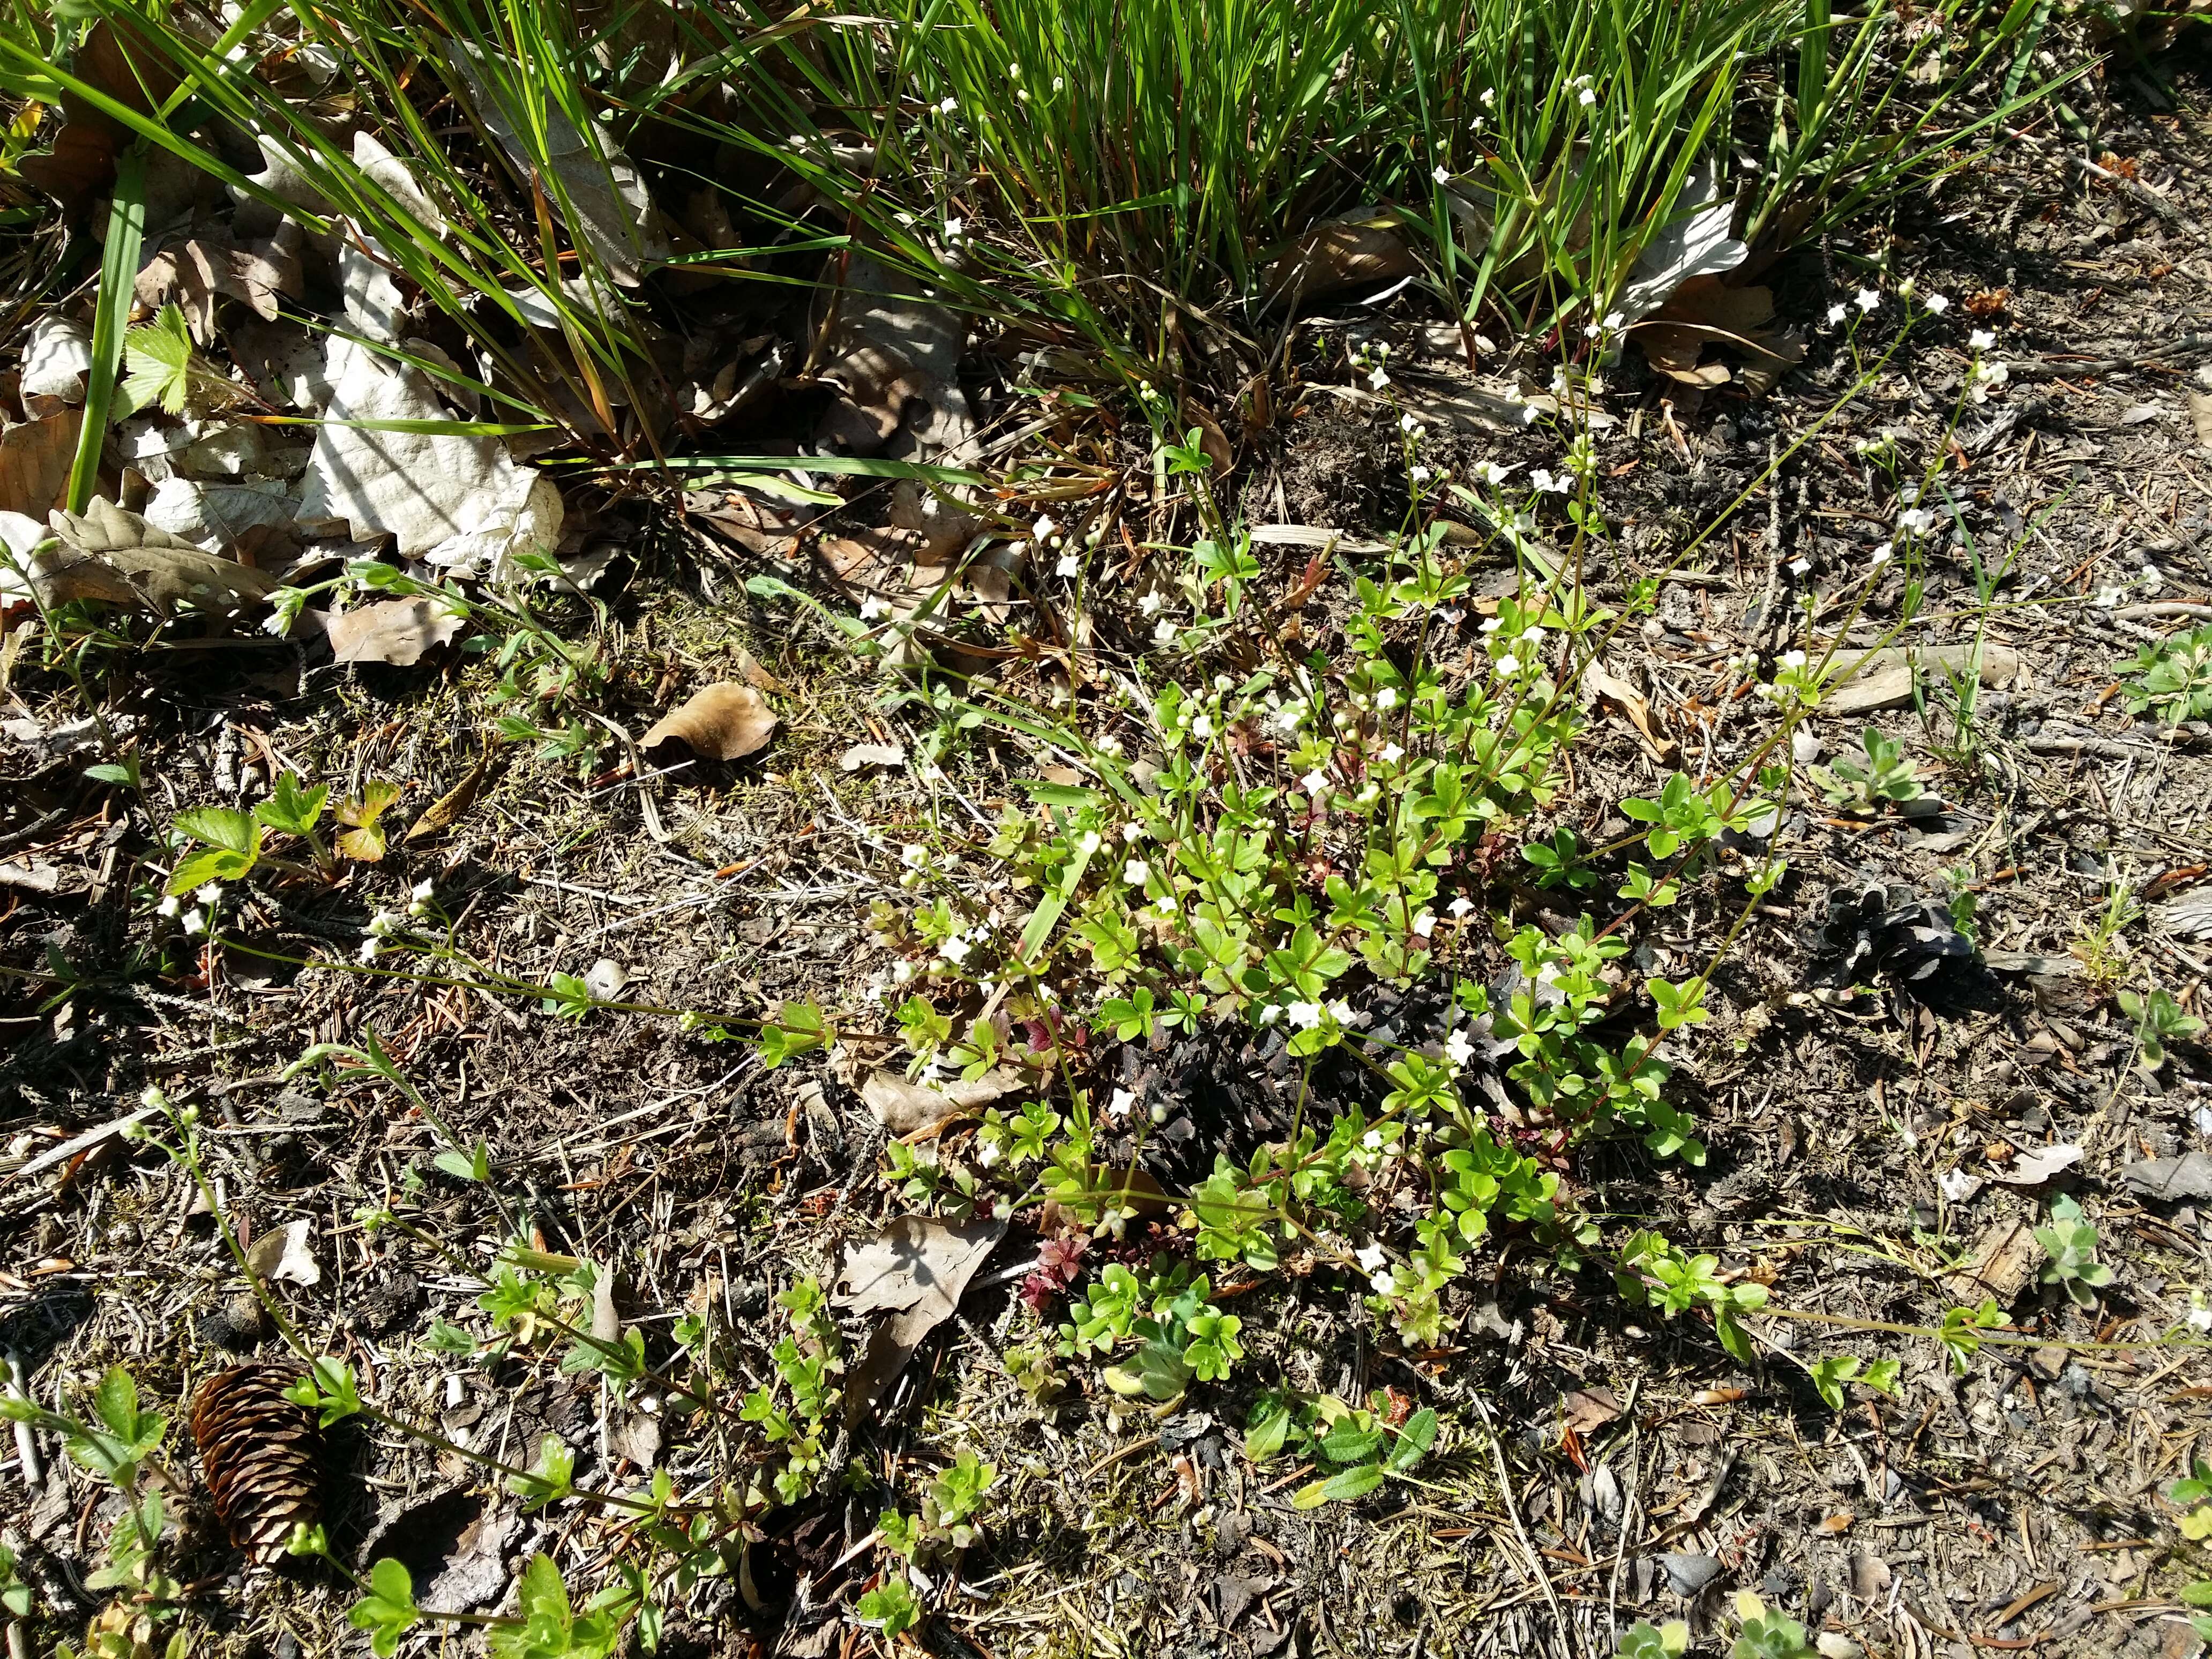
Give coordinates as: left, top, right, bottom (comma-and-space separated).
38, 497, 281, 616
861, 1065, 1027, 1135
640, 683, 776, 761
243, 1217, 320, 1288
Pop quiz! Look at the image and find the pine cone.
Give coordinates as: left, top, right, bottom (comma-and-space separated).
190, 1364, 324, 1563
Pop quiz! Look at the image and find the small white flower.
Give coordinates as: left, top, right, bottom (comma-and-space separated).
1400, 412, 1422, 437
1521, 402, 1541, 426
1122, 821, 1147, 842
1432, 164, 1451, 184
2095, 586, 2124, 609
1924, 293, 1949, 314
356, 937, 378, 963
1855, 287, 1881, 312
1326, 997, 1355, 1025
1375, 686, 1398, 711
1475, 460, 1512, 487
1258, 1003, 1282, 1026
1370, 1269, 1398, 1296
1603, 311, 1624, 331
1379, 742, 1404, 764
156, 894, 181, 919
1444, 1029, 1475, 1068
977, 1139, 1003, 1169
1055, 551, 1079, 578
1108, 1087, 1137, 1120
1152, 619, 1178, 645
1412, 911, 1436, 938
1789, 557, 1811, 577
942, 216, 963, 241
1481, 86, 1496, 106
1138, 590, 1165, 617
1302, 768, 1330, 796
1899, 507, 1935, 535
1577, 86, 1596, 106
937, 96, 958, 114
1355, 1242, 1387, 1272
1870, 542, 1893, 568
1411, 463, 1433, 484
1969, 328, 1996, 352
1362, 1130, 1385, 1153
411, 878, 435, 903
182, 908, 207, 937
859, 594, 890, 620
939, 935, 973, 966
1033, 514, 1057, 539
1191, 713, 1215, 741
1494, 654, 1521, 678
902, 843, 928, 869
1368, 367, 1392, 391
1522, 624, 1547, 649
1826, 303, 1847, 326
1123, 859, 1150, 887
2190, 1291, 2212, 1333
1448, 895, 1475, 917
1778, 648, 1807, 670
2143, 564, 2166, 590
1287, 1001, 1323, 1030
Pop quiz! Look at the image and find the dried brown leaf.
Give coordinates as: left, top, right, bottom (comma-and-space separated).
135, 229, 304, 342
0, 408, 83, 519
640, 683, 776, 761
326, 596, 467, 666
1268, 221, 1418, 308
833, 1215, 1005, 1426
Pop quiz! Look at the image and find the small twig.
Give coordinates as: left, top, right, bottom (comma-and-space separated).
1469, 1394, 1565, 1646
5, 1349, 42, 1486
2005, 332, 2212, 383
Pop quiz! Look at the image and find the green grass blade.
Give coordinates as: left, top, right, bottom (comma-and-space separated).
67, 146, 145, 514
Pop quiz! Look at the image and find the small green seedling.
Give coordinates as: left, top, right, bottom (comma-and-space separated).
2119, 624, 2212, 728
1617, 1621, 1688, 1659
2117, 986, 2204, 1072
2166, 1458, 2212, 1541
1730, 1589, 1841, 1658
1810, 727, 1921, 812
2034, 1194, 2113, 1308
1808, 1354, 1901, 1410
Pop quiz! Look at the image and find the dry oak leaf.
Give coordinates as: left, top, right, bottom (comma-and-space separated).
326, 596, 468, 667
298, 338, 562, 576
640, 683, 776, 761
38, 497, 281, 616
